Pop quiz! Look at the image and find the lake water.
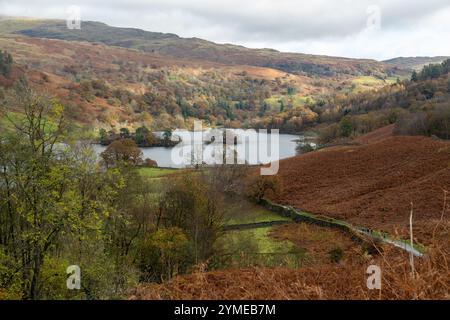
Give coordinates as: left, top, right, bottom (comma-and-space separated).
93, 129, 302, 168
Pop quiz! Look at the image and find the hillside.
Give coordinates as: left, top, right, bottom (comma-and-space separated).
1, 4, 449, 303
130, 251, 448, 300
0, 35, 322, 130
0, 17, 412, 132
0, 17, 401, 78
315, 58, 450, 144
384, 56, 450, 71
0, 17, 448, 136
269, 134, 450, 243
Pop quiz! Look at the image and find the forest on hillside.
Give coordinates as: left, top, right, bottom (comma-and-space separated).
0, 29, 402, 135
315, 59, 450, 142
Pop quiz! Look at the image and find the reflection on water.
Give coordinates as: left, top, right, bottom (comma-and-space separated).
93, 129, 302, 168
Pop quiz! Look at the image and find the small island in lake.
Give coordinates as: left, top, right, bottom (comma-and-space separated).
99, 126, 181, 148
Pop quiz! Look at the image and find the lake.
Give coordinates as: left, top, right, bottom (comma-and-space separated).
93, 129, 302, 168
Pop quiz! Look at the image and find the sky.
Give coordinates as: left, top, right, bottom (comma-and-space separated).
1, 0, 449, 60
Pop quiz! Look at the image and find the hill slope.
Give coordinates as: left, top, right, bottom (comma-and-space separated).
0, 17, 411, 131
384, 56, 450, 71
0, 35, 324, 129
0, 17, 401, 78
269, 135, 450, 243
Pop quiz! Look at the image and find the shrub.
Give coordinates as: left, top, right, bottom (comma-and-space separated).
246, 175, 282, 202
0, 51, 13, 77
296, 143, 316, 155
428, 105, 450, 139
394, 112, 427, 136
340, 117, 354, 138
120, 127, 131, 138
138, 227, 190, 283
318, 124, 340, 144
362, 240, 383, 256
0, 249, 22, 299
328, 247, 344, 263
144, 158, 158, 167
395, 107, 450, 139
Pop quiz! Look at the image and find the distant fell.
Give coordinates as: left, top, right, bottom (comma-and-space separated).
384, 56, 450, 71
0, 17, 401, 78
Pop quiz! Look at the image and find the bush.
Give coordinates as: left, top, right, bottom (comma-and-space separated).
144, 158, 158, 167
138, 227, 190, 283
428, 105, 450, 139
0, 249, 22, 299
296, 143, 316, 155
246, 175, 282, 202
328, 247, 344, 263
340, 117, 354, 138
318, 124, 340, 144
395, 107, 450, 139
362, 240, 383, 256
0, 51, 13, 77
394, 112, 428, 136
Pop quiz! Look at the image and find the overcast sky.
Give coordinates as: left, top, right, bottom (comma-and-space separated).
1, 0, 449, 60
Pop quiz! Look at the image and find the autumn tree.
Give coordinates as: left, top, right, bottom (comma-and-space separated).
0, 80, 107, 299
0, 82, 152, 299
101, 139, 143, 167
246, 175, 282, 202
158, 173, 224, 264
138, 228, 189, 282
339, 117, 354, 138
135, 126, 150, 145
119, 127, 130, 139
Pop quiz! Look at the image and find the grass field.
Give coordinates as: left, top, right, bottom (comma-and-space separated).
264, 94, 315, 110
216, 198, 304, 268
224, 201, 291, 225
221, 227, 297, 254
349, 76, 398, 93
352, 76, 387, 85
0, 18, 48, 35
216, 226, 304, 268
138, 167, 179, 178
